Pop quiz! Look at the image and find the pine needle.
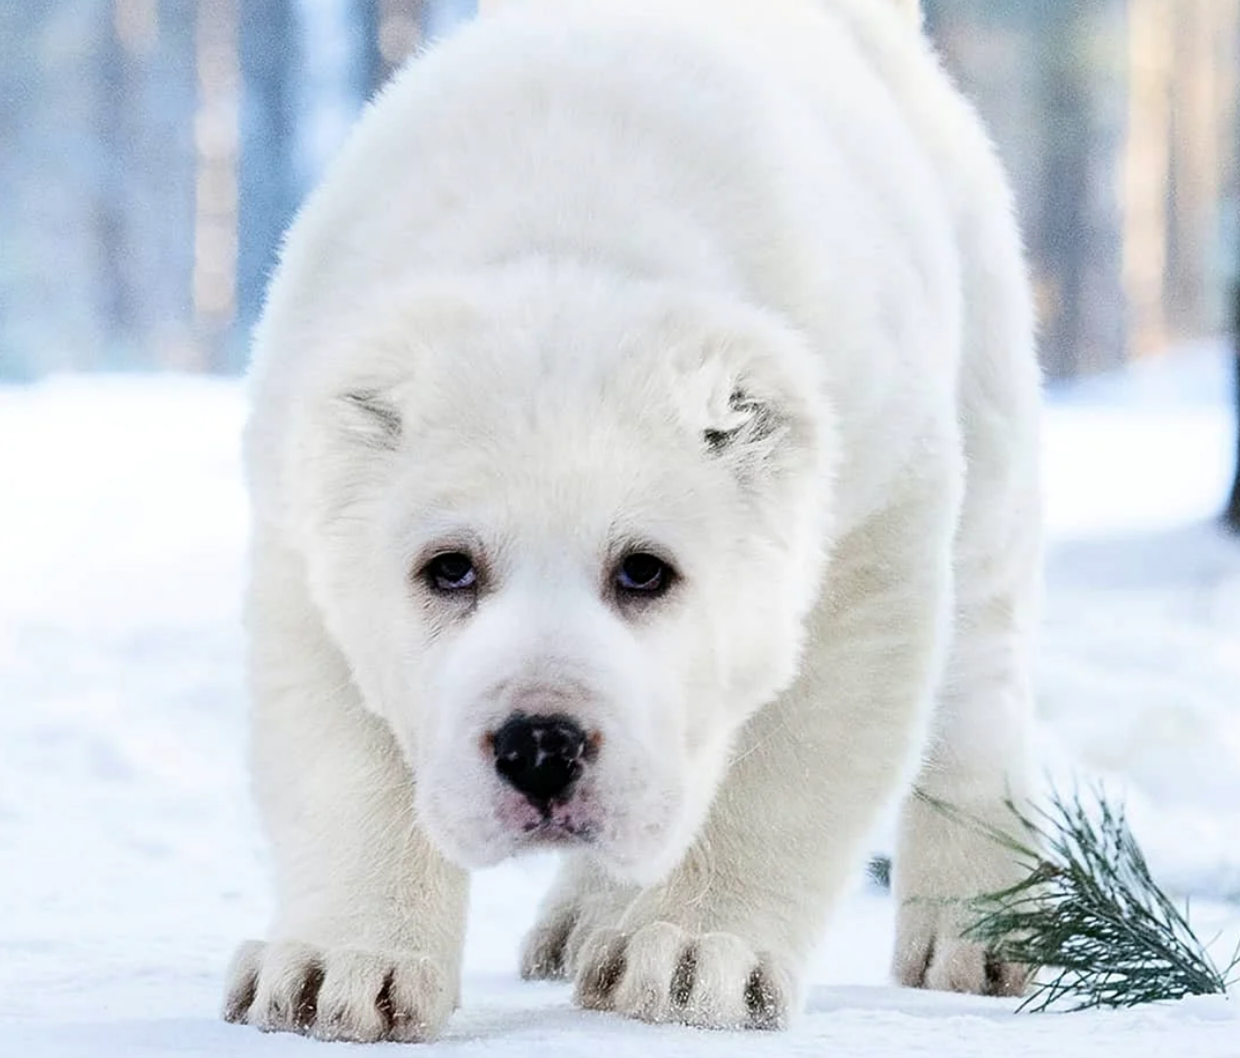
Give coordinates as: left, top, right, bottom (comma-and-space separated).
867, 854, 892, 893
927, 785, 1240, 1012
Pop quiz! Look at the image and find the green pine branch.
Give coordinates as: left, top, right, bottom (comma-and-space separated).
919, 785, 1240, 1013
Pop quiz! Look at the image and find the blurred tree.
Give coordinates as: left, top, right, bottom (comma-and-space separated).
372, 0, 425, 91
1038, 0, 1127, 379
96, 2, 137, 359
2, 0, 1236, 380
1227, 279, 1240, 532
1127, 0, 1238, 358
233, 0, 427, 345
352, 0, 386, 99
927, 0, 1126, 379
238, 0, 300, 354
129, 1, 200, 369
1226, 22, 1240, 534
1, 0, 114, 376
91, 0, 199, 369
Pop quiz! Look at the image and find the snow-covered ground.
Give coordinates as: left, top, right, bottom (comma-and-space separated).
1, 345, 1237, 1056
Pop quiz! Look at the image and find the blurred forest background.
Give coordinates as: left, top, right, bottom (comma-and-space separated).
0, 0, 1238, 384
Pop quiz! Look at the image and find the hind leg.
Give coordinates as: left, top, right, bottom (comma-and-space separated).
892, 342, 1041, 996
891, 584, 1038, 995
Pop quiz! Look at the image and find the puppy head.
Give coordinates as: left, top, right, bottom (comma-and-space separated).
291, 264, 837, 884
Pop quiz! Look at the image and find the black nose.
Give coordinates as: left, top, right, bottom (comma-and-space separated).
492, 713, 588, 805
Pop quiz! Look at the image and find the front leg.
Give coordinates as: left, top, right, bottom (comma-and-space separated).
222, 539, 468, 1043
575, 480, 958, 1029
520, 855, 638, 982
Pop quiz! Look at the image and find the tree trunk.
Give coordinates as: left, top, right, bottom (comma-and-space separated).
96, 0, 138, 366
352, 0, 385, 99
237, 0, 300, 347
1225, 278, 1240, 531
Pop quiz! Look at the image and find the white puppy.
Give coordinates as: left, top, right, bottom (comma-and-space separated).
223, 0, 1041, 1041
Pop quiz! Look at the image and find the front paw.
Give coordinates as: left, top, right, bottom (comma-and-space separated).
520, 879, 635, 982
222, 939, 454, 1043
574, 922, 793, 1030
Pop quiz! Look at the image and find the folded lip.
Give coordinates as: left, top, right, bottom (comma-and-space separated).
519, 813, 597, 843
498, 789, 600, 847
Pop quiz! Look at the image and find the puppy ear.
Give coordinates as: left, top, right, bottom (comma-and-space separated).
702, 388, 781, 455
312, 283, 483, 453
338, 388, 402, 450
679, 313, 830, 496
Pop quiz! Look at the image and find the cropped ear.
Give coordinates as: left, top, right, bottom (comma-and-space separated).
338, 388, 402, 450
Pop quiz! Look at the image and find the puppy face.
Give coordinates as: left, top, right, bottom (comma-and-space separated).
295, 266, 835, 884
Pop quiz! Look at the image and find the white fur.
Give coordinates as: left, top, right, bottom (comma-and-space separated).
225, 0, 1041, 1040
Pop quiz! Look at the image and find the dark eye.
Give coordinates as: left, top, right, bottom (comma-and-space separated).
424, 552, 477, 593
615, 552, 673, 596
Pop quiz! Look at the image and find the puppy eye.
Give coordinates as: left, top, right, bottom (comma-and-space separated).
424, 552, 477, 593
615, 552, 673, 596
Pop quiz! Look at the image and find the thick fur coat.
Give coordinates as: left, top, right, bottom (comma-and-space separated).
224, 0, 1042, 1040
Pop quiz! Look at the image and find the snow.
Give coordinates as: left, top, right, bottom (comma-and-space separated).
1, 345, 1238, 1055
1038, 347, 1240, 903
